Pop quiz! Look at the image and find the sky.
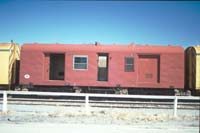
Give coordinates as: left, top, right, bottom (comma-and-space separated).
0, 1, 200, 48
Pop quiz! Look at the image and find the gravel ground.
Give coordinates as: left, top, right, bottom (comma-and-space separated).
0, 104, 199, 133
0, 123, 199, 133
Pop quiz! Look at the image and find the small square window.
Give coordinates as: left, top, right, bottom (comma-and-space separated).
73, 56, 88, 70
125, 57, 134, 72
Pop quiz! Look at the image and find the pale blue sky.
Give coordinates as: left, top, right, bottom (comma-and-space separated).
0, 1, 200, 47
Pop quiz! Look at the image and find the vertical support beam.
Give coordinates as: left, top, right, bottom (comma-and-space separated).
3, 91, 8, 112
173, 96, 178, 117
85, 95, 89, 113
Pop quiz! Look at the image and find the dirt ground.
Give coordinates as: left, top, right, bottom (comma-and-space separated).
0, 104, 199, 133
0, 123, 199, 133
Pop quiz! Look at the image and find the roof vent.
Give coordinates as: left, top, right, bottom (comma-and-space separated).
95, 42, 100, 46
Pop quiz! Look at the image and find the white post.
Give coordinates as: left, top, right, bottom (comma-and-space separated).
173, 96, 178, 117
85, 95, 89, 113
3, 91, 8, 112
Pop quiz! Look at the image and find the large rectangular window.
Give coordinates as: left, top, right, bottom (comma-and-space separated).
73, 56, 88, 70
125, 57, 134, 72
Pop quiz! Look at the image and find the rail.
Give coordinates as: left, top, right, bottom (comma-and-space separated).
0, 91, 199, 117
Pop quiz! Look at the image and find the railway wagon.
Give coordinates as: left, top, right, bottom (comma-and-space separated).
185, 46, 200, 95
19, 43, 184, 94
0, 42, 20, 90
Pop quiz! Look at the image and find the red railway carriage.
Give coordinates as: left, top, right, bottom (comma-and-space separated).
19, 43, 184, 94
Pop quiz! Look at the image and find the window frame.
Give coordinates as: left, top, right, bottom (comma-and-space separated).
73, 55, 88, 70
125, 56, 134, 72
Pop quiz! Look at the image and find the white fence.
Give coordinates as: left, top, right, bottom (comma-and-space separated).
0, 91, 199, 117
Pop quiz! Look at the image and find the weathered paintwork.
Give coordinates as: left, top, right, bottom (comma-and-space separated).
0, 43, 20, 85
19, 43, 184, 90
195, 47, 200, 90
185, 46, 200, 91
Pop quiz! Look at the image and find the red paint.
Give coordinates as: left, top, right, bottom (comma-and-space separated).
44, 53, 50, 80
138, 55, 159, 84
19, 43, 184, 89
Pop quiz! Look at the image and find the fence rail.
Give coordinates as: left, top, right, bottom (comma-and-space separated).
0, 91, 199, 117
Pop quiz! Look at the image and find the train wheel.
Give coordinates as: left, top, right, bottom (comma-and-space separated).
14, 86, 21, 91
185, 90, 191, 96
120, 88, 128, 95
73, 86, 82, 93
174, 89, 180, 96
22, 88, 29, 91
114, 88, 128, 95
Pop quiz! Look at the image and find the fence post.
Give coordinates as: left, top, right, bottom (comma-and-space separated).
173, 96, 178, 117
85, 95, 89, 113
3, 91, 8, 112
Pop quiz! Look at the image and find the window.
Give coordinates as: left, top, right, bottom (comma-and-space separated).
73, 56, 88, 70
125, 57, 134, 72
98, 53, 108, 81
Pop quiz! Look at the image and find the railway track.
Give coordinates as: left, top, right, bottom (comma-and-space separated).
1, 97, 199, 110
